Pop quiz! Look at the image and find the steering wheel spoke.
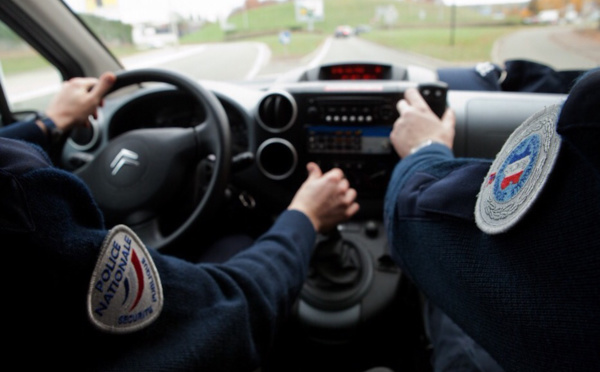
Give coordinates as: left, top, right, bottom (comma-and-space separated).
194, 116, 221, 158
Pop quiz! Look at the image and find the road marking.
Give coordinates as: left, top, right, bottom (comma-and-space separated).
244, 43, 271, 81
122, 45, 207, 69
307, 37, 333, 69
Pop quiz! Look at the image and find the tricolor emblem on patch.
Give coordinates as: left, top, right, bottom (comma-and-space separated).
475, 104, 562, 234
87, 225, 163, 333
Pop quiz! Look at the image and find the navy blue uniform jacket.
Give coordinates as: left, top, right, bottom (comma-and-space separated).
384, 143, 600, 372
1, 137, 316, 371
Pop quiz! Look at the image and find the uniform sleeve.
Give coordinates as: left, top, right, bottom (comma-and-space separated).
384, 144, 491, 234
0, 119, 48, 147
384, 143, 456, 229
383, 143, 491, 279
128, 210, 316, 371
3, 138, 317, 371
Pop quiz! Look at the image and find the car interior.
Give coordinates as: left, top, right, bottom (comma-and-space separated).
0, 0, 583, 371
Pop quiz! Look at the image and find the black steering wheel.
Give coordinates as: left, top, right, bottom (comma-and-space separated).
75, 69, 231, 250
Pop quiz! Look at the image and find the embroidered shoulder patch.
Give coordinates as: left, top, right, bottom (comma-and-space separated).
475, 105, 562, 234
87, 225, 163, 333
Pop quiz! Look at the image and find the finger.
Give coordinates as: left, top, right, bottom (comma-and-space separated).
404, 88, 430, 111
337, 178, 350, 192
89, 72, 117, 98
396, 99, 410, 114
72, 77, 100, 87
345, 201, 360, 218
342, 188, 357, 204
306, 162, 322, 179
325, 167, 344, 182
441, 108, 455, 129
72, 77, 101, 93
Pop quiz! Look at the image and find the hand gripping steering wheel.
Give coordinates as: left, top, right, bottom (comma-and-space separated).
75, 69, 231, 250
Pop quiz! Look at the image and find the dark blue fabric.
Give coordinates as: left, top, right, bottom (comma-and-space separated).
424, 302, 503, 372
556, 68, 600, 174
0, 119, 48, 147
501, 60, 585, 93
2, 137, 316, 371
0, 137, 51, 173
384, 70, 600, 371
398, 163, 490, 220
0, 139, 52, 233
437, 60, 586, 93
437, 62, 502, 91
386, 148, 600, 372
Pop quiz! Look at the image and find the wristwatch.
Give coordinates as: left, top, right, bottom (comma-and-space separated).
409, 139, 436, 155
36, 114, 64, 145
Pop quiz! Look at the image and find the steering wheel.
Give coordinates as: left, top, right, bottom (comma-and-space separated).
75, 69, 231, 250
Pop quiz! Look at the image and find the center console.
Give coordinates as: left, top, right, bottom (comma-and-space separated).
253, 78, 447, 370
255, 81, 447, 204
253, 80, 447, 349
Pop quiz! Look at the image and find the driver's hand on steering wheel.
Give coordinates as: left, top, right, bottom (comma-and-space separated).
40, 71, 117, 133
288, 162, 360, 233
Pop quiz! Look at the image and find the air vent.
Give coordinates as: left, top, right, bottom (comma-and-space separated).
257, 138, 297, 180
68, 116, 99, 151
257, 91, 297, 133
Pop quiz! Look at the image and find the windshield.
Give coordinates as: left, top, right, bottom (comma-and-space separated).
62, 0, 599, 83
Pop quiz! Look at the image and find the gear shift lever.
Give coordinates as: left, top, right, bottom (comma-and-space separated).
307, 228, 362, 292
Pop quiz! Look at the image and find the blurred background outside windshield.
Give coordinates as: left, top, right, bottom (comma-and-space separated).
1, 0, 598, 109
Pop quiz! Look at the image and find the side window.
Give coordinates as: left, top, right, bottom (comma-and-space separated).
0, 19, 62, 118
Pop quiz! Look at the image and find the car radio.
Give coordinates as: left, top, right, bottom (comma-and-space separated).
305, 96, 397, 155
255, 81, 447, 203
302, 82, 447, 156
300, 82, 447, 200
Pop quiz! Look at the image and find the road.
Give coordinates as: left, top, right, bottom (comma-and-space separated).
122, 42, 271, 81
5, 25, 598, 107
491, 26, 600, 69
120, 35, 450, 82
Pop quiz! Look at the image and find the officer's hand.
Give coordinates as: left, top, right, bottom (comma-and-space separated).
391, 88, 455, 158
288, 162, 359, 233
44, 71, 116, 131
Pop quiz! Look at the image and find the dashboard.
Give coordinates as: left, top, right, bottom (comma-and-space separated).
63, 62, 567, 220
252, 80, 446, 208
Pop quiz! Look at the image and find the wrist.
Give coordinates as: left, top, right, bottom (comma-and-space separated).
35, 114, 64, 145
288, 207, 319, 232
409, 139, 437, 155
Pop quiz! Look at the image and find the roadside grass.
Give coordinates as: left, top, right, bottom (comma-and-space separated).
178, 0, 523, 62
248, 32, 327, 59
0, 24, 523, 76
0, 44, 140, 76
0, 0, 526, 75
0, 50, 51, 75
361, 26, 524, 63
192, 25, 524, 64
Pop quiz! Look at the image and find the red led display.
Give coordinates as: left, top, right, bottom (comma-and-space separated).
326, 64, 386, 80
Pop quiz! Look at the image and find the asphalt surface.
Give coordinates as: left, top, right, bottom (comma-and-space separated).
491, 25, 600, 69
5, 25, 599, 108
258, 25, 599, 78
